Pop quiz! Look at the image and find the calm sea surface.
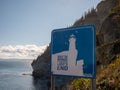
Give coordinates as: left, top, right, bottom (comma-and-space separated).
0, 59, 48, 90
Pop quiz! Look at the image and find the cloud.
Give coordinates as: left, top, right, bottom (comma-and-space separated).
0, 44, 48, 59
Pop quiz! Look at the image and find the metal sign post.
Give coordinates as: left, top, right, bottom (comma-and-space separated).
51, 75, 55, 90
91, 78, 96, 90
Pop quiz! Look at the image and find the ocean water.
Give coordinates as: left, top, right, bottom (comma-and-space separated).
0, 59, 48, 90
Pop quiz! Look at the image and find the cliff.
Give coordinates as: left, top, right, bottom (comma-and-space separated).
31, 0, 120, 89
31, 46, 50, 78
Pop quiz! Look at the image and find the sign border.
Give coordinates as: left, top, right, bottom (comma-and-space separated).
51, 25, 96, 78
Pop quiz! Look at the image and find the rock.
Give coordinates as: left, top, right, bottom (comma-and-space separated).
31, 46, 50, 78
22, 73, 32, 76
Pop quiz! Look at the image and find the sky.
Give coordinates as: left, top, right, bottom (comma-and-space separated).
0, 0, 101, 59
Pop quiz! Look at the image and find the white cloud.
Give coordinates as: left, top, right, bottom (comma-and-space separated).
0, 44, 48, 59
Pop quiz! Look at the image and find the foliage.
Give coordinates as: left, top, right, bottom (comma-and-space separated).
72, 57, 120, 90
72, 78, 90, 90
96, 57, 120, 90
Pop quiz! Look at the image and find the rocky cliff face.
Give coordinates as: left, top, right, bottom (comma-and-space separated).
101, 6, 120, 42
97, 0, 120, 64
73, 8, 100, 31
31, 0, 120, 88
96, 0, 117, 21
31, 46, 50, 78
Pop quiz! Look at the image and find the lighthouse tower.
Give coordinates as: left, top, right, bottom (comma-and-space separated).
69, 34, 76, 51
68, 34, 78, 67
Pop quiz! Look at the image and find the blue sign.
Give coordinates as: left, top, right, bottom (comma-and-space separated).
51, 25, 96, 78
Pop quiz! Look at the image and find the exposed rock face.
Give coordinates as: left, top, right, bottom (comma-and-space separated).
96, 0, 117, 21
100, 0, 120, 49
31, 46, 50, 78
73, 8, 100, 31
97, 0, 120, 65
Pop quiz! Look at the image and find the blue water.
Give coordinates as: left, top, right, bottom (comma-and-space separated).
0, 59, 48, 90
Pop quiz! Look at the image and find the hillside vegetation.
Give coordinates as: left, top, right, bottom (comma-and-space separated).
31, 0, 120, 89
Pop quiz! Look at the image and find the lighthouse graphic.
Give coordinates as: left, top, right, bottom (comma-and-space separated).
52, 34, 84, 76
